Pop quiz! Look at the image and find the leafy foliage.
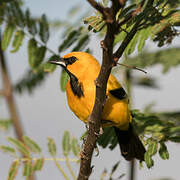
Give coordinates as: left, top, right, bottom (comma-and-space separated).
0, 0, 91, 94
14, 69, 48, 94
124, 47, 180, 73
84, 0, 180, 54
98, 109, 180, 168
0, 132, 80, 180
0, 119, 12, 131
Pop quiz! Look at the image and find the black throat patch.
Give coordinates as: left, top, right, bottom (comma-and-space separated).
69, 72, 84, 98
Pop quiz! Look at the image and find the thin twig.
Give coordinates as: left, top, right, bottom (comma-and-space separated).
113, 21, 141, 61
117, 62, 147, 74
87, 0, 105, 15
13, 157, 79, 162
54, 157, 70, 180
65, 157, 77, 180
22, 28, 57, 55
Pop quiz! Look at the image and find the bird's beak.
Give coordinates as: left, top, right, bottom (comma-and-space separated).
49, 57, 66, 68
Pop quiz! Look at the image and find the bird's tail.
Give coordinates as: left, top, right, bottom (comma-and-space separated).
114, 124, 145, 161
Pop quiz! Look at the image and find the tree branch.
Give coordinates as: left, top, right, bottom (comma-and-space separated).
0, 34, 35, 180
87, 0, 105, 15
0, 36, 24, 141
77, 25, 115, 180
113, 20, 141, 62
77, 1, 124, 180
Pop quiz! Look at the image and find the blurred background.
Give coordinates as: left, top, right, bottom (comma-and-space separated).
0, 0, 180, 180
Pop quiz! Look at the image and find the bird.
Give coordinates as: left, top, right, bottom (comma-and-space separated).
49, 52, 145, 161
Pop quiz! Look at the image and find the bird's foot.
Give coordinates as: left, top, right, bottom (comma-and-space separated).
94, 126, 103, 137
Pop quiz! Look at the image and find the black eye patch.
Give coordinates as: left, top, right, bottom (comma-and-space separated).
64, 56, 78, 65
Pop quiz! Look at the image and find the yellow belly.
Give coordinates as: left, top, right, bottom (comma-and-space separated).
66, 76, 131, 130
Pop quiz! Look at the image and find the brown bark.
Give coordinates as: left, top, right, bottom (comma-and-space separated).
0, 36, 24, 141
78, 1, 122, 179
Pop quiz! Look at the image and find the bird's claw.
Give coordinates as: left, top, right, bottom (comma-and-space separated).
94, 126, 103, 137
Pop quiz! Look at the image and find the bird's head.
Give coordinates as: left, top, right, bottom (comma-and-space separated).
49, 52, 100, 78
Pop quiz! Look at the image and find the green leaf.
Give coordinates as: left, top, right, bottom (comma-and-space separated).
23, 136, 42, 154
168, 126, 180, 135
134, 76, 158, 89
48, 137, 57, 157
23, 160, 33, 177
144, 152, 154, 168
71, 138, 80, 157
88, 16, 103, 31
80, 131, 88, 141
169, 136, 180, 142
137, 27, 152, 52
0, 119, 12, 130
42, 62, 56, 73
33, 158, 44, 171
60, 69, 69, 92
118, 4, 136, 20
39, 14, 49, 43
124, 48, 180, 73
92, 21, 106, 33
43, 55, 59, 72
25, 9, 37, 35
72, 34, 89, 51
7, 137, 30, 157
28, 38, 46, 69
10, 1, 25, 27
159, 142, 169, 160
8, 161, 20, 180
11, 30, 25, 53
111, 161, 120, 175
1, 24, 15, 50
28, 38, 38, 69
35, 46, 46, 68
84, 16, 97, 24
62, 131, 71, 157
14, 69, 47, 94
114, 26, 127, 45
58, 29, 81, 52
102, 0, 109, 6
147, 140, 158, 156
97, 127, 117, 150
0, 145, 16, 156
125, 31, 140, 55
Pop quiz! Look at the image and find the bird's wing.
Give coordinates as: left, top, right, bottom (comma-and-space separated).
109, 87, 127, 100
107, 74, 127, 100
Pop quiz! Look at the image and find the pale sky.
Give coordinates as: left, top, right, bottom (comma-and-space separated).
0, 0, 180, 180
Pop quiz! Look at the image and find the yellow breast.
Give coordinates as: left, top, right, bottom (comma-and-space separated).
66, 74, 131, 130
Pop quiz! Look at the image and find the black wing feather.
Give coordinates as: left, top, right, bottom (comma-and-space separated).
109, 87, 127, 100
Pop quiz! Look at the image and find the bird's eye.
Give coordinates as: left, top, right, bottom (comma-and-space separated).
64, 56, 78, 65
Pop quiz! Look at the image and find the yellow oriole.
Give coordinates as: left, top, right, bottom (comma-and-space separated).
50, 52, 145, 161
